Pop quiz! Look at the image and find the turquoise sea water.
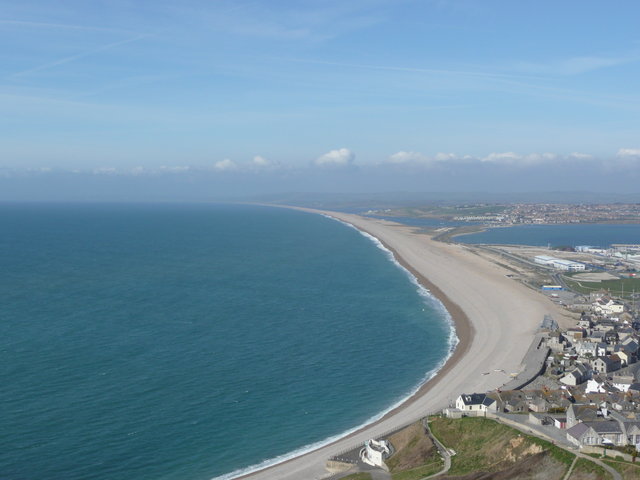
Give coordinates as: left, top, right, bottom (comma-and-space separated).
1, 204, 452, 480
458, 223, 640, 247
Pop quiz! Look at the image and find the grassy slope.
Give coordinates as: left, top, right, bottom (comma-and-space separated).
385, 417, 613, 480
603, 458, 640, 479
385, 422, 443, 480
429, 417, 573, 477
568, 458, 612, 480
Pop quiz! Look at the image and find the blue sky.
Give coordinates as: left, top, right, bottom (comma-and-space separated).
2, 0, 640, 198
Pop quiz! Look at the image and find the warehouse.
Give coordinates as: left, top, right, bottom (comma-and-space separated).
534, 255, 586, 271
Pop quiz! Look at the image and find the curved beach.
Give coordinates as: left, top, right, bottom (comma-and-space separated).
240, 208, 566, 480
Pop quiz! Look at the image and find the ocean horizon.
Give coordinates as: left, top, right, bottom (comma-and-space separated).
1, 203, 453, 480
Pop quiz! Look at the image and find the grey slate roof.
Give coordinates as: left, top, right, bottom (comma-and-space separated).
566, 422, 589, 439
587, 421, 623, 434
459, 393, 495, 407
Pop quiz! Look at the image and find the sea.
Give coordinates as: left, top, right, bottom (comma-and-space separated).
365, 214, 640, 248
456, 223, 640, 248
1, 203, 454, 480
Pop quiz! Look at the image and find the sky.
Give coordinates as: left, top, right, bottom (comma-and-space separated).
2, 0, 640, 200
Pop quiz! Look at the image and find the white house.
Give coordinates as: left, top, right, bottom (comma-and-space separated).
585, 379, 606, 394
593, 299, 624, 316
576, 341, 598, 358
455, 393, 497, 415
613, 375, 635, 393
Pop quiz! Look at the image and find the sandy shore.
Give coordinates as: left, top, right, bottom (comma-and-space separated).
239, 208, 566, 480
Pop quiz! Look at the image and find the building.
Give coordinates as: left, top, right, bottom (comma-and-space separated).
534, 255, 586, 271
624, 423, 640, 446
361, 439, 391, 467
576, 246, 607, 255
560, 364, 590, 386
567, 404, 600, 428
566, 421, 625, 447
592, 355, 622, 374
593, 299, 624, 316
612, 375, 635, 392
541, 285, 563, 291
454, 393, 497, 415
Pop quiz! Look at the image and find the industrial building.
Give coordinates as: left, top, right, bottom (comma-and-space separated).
534, 255, 586, 272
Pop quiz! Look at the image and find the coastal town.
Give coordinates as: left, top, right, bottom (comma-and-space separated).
325, 233, 640, 479
239, 209, 640, 480
365, 203, 640, 226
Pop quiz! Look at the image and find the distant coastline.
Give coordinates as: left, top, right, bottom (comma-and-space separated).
239, 206, 564, 480
226, 208, 468, 480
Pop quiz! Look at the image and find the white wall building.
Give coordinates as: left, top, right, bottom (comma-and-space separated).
455, 393, 497, 415
534, 255, 586, 271
361, 439, 391, 467
593, 299, 624, 316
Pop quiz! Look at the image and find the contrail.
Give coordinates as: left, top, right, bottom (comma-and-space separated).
0, 19, 138, 34
11, 34, 151, 78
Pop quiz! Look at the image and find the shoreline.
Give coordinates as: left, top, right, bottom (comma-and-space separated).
221, 211, 470, 480
233, 206, 563, 480
334, 216, 474, 418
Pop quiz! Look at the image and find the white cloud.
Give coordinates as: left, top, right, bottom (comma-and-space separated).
481, 151, 521, 163
617, 148, 640, 158
614, 148, 640, 168
214, 158, 237, 171
434, 152, 470, 162
387, 151, 429, 164
481, 152, 558, 166
247, 155, 281, 172
568, 152, 593, 160
315, 148, 355, 167
386, 151, 470, 165
250, 155, 280, 170
384, 150, 602, 170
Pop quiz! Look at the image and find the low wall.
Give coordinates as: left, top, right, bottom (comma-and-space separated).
486, 412, 559, 445
500, 333, 550, 391
580, 446, 635, 462
325, 460, 355, 474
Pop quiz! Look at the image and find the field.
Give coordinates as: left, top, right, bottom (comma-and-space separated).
381, 205, 507, 219
563, 275, 640, 300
